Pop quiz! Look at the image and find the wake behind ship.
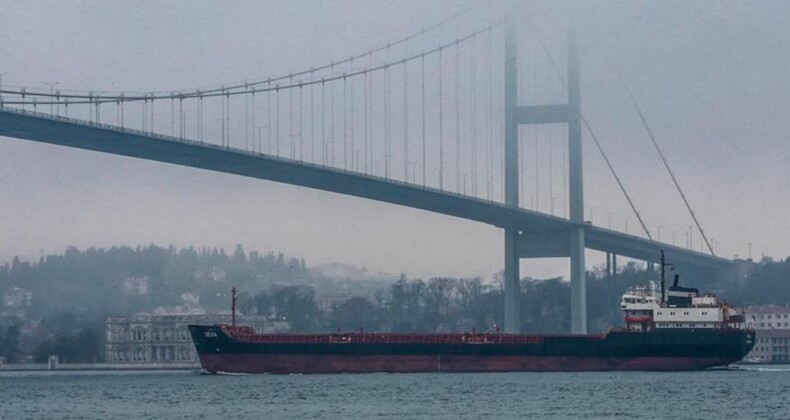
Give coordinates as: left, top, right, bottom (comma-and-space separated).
189, 264, 754, 374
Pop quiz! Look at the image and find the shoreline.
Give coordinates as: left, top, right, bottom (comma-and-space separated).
0, 362, 200, 372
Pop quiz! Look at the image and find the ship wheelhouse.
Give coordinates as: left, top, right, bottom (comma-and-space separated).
620, 278, 745, 332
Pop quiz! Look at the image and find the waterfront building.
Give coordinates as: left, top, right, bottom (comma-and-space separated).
1, 287, 32, 317
105, 313, 287, 364
744, 305, 790, 363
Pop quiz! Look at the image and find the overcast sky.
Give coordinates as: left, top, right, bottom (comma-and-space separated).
0, 0, 787, 280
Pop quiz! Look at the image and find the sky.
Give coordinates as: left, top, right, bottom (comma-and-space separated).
0, 0, 787, 280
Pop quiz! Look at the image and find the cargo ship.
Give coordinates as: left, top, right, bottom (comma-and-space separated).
189, 255, 754, 374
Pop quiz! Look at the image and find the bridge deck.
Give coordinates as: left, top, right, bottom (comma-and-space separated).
0, 107, 731, 270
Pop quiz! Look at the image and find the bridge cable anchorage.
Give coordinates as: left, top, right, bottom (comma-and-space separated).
618, 73, 715, 256
525, 18, 652, 238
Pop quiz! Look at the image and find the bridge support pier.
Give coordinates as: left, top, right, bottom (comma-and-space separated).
570, 227, 587, 333
503, 229, 520, 332
567, 32, 586, 334
612, 254, 618, 280
606, 253, 612, 278
503, 18, 521, 333
568, 34, 587, 334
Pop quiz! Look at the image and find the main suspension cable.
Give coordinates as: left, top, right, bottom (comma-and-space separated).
526, 19, 652, 239
619, 74, 715, 255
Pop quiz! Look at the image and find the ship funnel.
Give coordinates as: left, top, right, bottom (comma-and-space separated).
673, 274, 680, 287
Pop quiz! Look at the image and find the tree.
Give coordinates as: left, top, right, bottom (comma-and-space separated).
3, 325, 22, 363
270, 285, 322, 332
328, 297, 378, 331
237, 292, 256, 315
233, 244, 247, 263
254, 291, 272, 317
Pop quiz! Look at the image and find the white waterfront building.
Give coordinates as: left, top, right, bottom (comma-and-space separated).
105, 313, 287, 364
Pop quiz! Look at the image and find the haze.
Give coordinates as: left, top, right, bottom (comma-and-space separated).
0, 0, 787, 280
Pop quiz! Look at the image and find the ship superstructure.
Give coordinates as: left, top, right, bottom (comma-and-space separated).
621, 253, 745, 333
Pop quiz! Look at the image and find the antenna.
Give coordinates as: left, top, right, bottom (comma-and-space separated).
659, 250, 674, 305
231, 286, 237, 327
660, 251, 665, 305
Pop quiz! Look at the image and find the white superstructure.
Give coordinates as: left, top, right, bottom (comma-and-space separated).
620, 279, 743, 332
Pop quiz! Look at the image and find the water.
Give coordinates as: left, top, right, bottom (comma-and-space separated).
1, 366, 789, 420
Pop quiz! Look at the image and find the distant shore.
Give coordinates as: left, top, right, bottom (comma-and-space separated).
0, 362, 199, 371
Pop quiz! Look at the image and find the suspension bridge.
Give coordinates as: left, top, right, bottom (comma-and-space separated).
0, 15, 733, 334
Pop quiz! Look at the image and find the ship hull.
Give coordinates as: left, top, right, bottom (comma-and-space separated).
188, 325, 754, 374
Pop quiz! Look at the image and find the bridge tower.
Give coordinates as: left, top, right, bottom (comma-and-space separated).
503, 18, 586, 334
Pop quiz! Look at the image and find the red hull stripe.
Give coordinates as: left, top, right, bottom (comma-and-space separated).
197, 353, 738, 374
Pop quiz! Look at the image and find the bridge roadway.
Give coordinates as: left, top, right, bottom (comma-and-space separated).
0, 107, 731, 271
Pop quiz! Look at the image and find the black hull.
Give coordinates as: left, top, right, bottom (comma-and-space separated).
188, 325, 755, 374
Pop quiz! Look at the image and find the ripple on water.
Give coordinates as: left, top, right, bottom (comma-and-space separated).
1, 368, 790, 420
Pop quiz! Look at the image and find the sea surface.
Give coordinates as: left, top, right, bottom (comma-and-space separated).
1, 366, 789, 420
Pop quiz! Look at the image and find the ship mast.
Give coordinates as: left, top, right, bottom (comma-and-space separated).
231, 286, 237, 327
660, 251, 665, 305
659, 250, 674, 306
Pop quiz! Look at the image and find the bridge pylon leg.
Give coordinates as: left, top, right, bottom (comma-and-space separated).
504, 229, 520, 333
567, 31, 587, 334
569, 227, 587, 333
503, 17, 521, 333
